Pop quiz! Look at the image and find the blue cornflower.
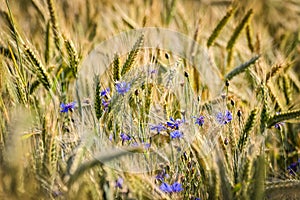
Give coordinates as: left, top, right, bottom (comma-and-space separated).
143, 142, 151, 149
100, 88, 110, 96
60, 102, 76, 113
102, 99, 110, 109
171, 182, 183, 192
150, 123, 167, 133
287, 161, 299, 175
159, 182, 173, 193
170, 130, 183, 139
120, 133, 131, 141
159, 182, 183, 193
216, 110, 232, 125
194, 115, 205, 126
167, 117, 183, 129
115, 177, 123, 189
116, 82, 131, 95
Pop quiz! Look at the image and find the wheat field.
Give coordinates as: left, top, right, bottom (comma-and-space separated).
0, 0, 300, 199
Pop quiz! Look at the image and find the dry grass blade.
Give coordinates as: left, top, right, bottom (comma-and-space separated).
67, 147, 142, 187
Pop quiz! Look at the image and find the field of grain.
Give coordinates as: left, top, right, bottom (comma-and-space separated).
1, 0, 300, 199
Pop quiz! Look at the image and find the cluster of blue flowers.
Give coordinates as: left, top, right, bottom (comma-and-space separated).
166, 117, 183, 129
194, 115, 205, 126
61, 81, 132, 113
149, 110, 233, 140
159, 182, 183, 193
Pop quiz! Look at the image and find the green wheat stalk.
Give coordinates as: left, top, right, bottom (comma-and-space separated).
282, 75, 292, 105
266, 64, 283, 83
24, 44, 52, 91
94, 77, 102, 120
226, 9, 253, 50
245, 24, 254, 52
64, 37, 79, 78
267, 109, 300, 128
207, 7, 235, 47
45, 20, 51, 64
144, 83, 153, 122
29, 79, 41, 94
238, 108, 257, 152
251, 155, 265, 200
260, 98, 269, 134
121, 34, 144, 76
46, 0, 62, 52
225, 55, 260, 80
113, 54, 121, 82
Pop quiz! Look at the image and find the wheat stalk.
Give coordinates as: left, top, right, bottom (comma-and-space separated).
227, 9, 253, 50
207, 7, 235, 48
121, 34, 144, 76
225, 55, 260, 80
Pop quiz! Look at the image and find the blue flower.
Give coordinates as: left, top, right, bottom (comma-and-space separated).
216, 110, 232, 125
102, 99, 110, 109
287, 161, 299, 175
159, 182, 173, 193
115, 177, 123, 189
120, 133, 131, 141
170, 130, 183, 139
100, 88, 110, 97
159, 182, 183, 193
143, 142, 151, 149
167, 117, 183, 129
171, 182, 183, 192
60, 102, 76, 113
150, 123, 167, 133
194, 115, 205, 126
116, 82, 131, 95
